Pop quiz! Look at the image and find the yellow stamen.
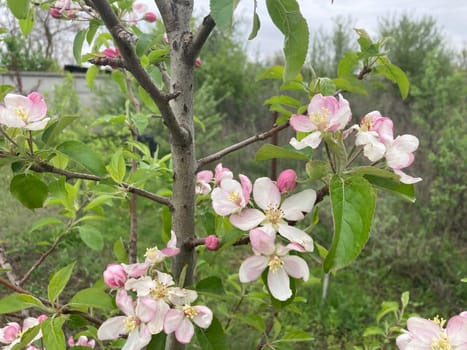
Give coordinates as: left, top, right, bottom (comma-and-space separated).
145, 246, 160, 261
268, 255, 284, 272
123, 316, 139, 331
13, 107, 29, 122
309, 107, 330, 129
150, 283, 168, 300
265, 206, 284, 225
183, 305, 199, 319
431, 332, 451, 350
228, 191, 242, 205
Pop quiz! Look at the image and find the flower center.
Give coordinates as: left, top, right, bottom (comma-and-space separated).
150, 283, 168, 300
13, 107, 29, 122
183, 305, 199, 319
265, 206, 284, 225
228, 191, 242, 206
309, 108, 330, 129
431, 333, 451, 350
360, 116, 372, 132
123, 316, 140, 331
268, 255, 284, 272
145, 246, 162, 263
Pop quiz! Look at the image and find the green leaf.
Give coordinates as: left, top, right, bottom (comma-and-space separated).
235, 314, 265, 331
374, 60, 410, 99
195, 316, 229, 350
29, 217, 63, 232
324, 175, 375, 272
256, 65, 284, 81
255, 144, 308, 161
350, 166, 399, 180
362, 326, 385, 337
0, 293, 47, 314
42, 115, 80, 145
401, 291, 410, 308
306, 160, 330, 181
0, 85, 14, 100
85, 64, 99, 90
7, 0, 29, 19
48, 262, 76, 303
148, 48, 169, 64
264, 95, 301, 108
266, 0, 309, 81
376, 301, 399, 323
147, 333, 167, 350
19, 8, 34, 36
106, 149, 126, 183
10, 174, 48, 209
210, 0, 234, 32
11, 325, 40, 350
86, 19, 101, 44
41, 317, 66, 350
73, 30, 86, 65
275, 330, 313, 343
57, 140, 106, 176
363, 174, 416, 203
337, 52, 359, 77
78, 225, 104, 251
113, 238, 128, 263
196, 276, 225, 295
248, 0, 261, 40
333, 77, 367, 95
69, 288, 114, 310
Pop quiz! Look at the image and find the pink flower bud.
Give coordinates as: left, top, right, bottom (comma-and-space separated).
66, 9, 77, 19
103, 263, 126, 289
205, 235, 220, 251
37, 315, 48, 323
195, 57, 202, 68
143, 12, 157, 22
102, 48, 120, 58
0, 323, 21, 343
277, 169, 297, 193
50, 8, 62, 18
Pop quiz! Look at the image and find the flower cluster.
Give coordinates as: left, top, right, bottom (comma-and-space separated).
396, 312, 467, 349
0, 92, 49, 131
197, 166, 313, 300
0, 315, 47, 350
289, 93, 421, 184
68, 335, 95, 348
99, 232, 212, 348
49, 0, 77, 20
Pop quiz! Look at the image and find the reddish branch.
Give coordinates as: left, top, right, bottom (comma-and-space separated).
196, 122, 290, 170
91, 0, 189, 145
29, 162, 173, 209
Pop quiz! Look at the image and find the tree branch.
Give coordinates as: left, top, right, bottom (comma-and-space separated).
186, 15, 216, 64
29, 162, 173, 209
91, 0, 189, 144
196, 122, 290, 170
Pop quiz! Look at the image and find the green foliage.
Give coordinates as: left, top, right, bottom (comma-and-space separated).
10, 174, 48, 209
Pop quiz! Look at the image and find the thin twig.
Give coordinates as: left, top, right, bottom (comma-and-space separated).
196, 122, 290, 170
186, 15, 216, 64
256, 310, 278, 350
156, 63, 171, 90
0, 127, 18, 146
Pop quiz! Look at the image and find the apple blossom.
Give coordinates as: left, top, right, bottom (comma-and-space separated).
277, 169, 298, 193
143, 12, 157, 22
164, 289, 213, 344
239, 228, 309, 301
121, 262, 150, 278
214, 163, 233, 185
385, 134, 422, 184
230, 177, 315, 251
102, 47, 121, 58
144, 230, 180, 265
290, 93, 351, 150
211, 174, 252, 216
196, 170, 213, 195
97, 289, 163, 350
68, 335, 96, 348
103, 263, 127, 289
0, 315, 47, 349
205, 235, 220, 251
195, 58, 202, 68
0, 92, 49, 130
396, 314, 467, 350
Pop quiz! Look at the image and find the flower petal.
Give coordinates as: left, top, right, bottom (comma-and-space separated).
281, 189, 316, 220
406, 317, 440, 343
290, 114, 316, 132
278, 224, 314, 252
393, 169, 422, 184
283, 255, 309, 281
164, 309, 184, 334
136, 296, 157, 323
174, 318, 194, 344
249, 228, 276, 255
446, 315, 467, 346
116, 289, 135, 316
239, 256, 269, 282
122, 325, 152, 350
253, 177, 280, 210
230, 208, 264, 231
97, 316, 128, 340
192, 306, 213, 328
267, 267, 292, 301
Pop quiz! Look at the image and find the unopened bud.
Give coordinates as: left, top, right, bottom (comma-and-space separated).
277, 169, 297, 193
103, 263, 126, 288
205, 235, 220, 251
37, 315, 48, 323
195, 57, 202, 68
143, 12, 157, 22
50, 8, 62, 18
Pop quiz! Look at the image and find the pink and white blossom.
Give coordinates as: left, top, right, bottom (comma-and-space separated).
277, 169, 298, 193
214, 163, 233, 185
290, 93, 351, 150
97, 290, 163, 350
103, 263, 127, 289
239, 228, 309, 301
230, 177, 315, 251
144, 230, 180, 265
0, 315, 46, 349
211, 175, 252, 216
121, 262, 150, 278
164, 289, 213, 344
0, 92, 49, 130
68, 335, 96, 348
196, 170, 213, 195
385, 134, 422, 184
396, 314, 467, 350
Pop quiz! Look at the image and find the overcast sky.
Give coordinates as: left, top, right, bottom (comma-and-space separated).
188, 0, 467, 59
